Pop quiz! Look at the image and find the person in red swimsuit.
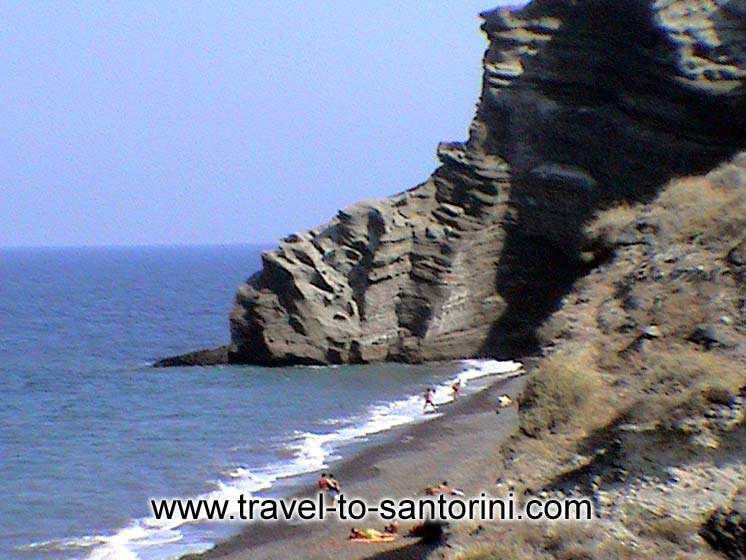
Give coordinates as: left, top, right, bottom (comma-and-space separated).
423, 388, 437, 413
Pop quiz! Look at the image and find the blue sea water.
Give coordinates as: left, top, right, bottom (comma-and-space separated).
0, 245, 519, 560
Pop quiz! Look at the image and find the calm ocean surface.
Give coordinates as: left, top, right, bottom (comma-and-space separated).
0, 245, 516, 560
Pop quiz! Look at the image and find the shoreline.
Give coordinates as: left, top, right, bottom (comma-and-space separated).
182, 371, 527, 560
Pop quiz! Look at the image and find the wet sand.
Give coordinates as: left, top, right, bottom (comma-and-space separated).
183, 374, 525, 560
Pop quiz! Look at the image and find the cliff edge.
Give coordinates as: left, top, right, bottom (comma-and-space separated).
157, 0, 745, 367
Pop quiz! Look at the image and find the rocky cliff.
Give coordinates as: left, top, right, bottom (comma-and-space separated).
156, 0, 746, 367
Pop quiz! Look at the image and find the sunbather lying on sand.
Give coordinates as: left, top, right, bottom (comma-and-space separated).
424, 481, 464, 496
348, 528, 396, 542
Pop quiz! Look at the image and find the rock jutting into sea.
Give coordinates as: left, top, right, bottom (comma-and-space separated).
155, 0, 745, 367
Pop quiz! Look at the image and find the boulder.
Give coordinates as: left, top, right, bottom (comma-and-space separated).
687, 324, 737, 350
701, 490, 746, 560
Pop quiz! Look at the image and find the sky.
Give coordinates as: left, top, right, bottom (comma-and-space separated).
1, 1, 523, 248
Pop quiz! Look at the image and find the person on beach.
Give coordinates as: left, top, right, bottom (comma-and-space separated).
424, 481, 465, 496
496, 394, 513, 413
318, 472, 339, 504
425, 481, 451, 495
451, 379, 461, 400
423, 388, 437, 413
349, 527, 388, 540
327, 473, 341, 504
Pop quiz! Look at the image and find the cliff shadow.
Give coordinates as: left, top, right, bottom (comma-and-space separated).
482, 232, 597, 356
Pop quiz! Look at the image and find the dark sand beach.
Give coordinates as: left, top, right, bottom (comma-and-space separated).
184, 374, 525, 560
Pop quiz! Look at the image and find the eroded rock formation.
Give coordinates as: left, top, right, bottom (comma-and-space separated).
156, 0, 746, 367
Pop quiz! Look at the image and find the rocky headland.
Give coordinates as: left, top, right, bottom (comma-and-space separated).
167, 1, 745, 558
157, 0, 745, 369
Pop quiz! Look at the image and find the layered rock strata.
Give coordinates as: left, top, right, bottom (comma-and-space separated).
157, 0, 746, 367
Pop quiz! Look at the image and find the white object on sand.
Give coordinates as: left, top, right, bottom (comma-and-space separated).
497, 394, 513, 408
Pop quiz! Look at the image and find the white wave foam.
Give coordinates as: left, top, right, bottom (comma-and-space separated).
265, 358, 523, 480
21, 469, 274, 560
19, 535, 109, 551
30, 359, 521, 560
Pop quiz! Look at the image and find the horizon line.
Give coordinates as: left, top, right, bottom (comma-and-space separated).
0, 241, 275, 251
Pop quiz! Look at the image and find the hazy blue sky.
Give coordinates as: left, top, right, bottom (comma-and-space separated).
1, 1, 522, 248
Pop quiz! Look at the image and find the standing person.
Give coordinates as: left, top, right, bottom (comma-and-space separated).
423, 388, 437, 413
327, 473, 341, 505
318, 472, 330, 491
451, 379, 461, 400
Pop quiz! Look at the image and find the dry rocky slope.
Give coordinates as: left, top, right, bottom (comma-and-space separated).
156, 0, 745, 370
439, 152, 745, 559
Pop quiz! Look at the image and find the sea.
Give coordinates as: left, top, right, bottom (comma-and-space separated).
0, 245, 520, 560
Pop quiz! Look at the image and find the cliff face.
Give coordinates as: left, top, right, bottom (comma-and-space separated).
159, 0, 746, 367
